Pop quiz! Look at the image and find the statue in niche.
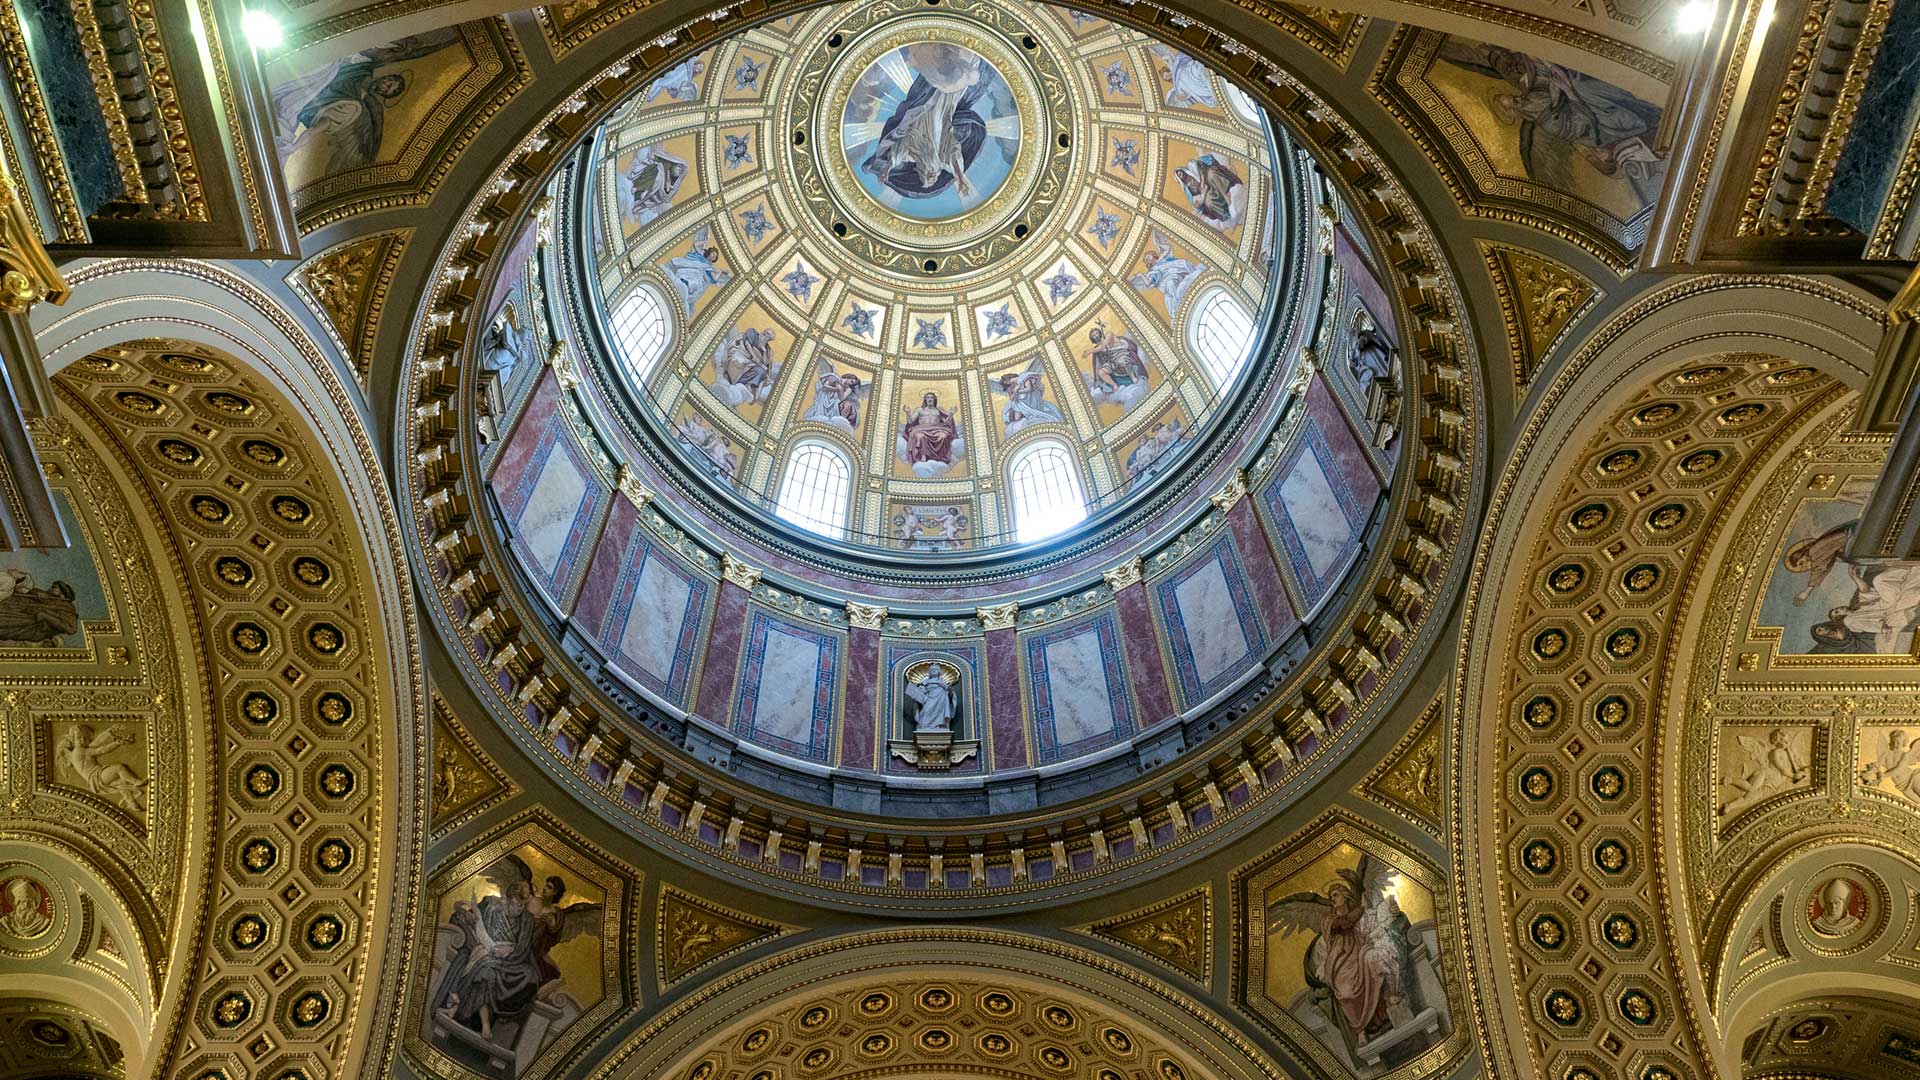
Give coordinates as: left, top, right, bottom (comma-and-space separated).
890, 659, 977, 770
1349, 308, 1400, 449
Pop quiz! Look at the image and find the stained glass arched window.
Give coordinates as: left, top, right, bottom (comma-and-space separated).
774, 440, 853, 539
1008, 440, 1087, 544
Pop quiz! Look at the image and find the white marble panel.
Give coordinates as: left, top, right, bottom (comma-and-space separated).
1278, 449, 1353, 578
618, 555, 692, 683
519, 449, 588, 576
749, 627, 821, 742
1174, 555, 1249, 686
1045, 630, 1116, 744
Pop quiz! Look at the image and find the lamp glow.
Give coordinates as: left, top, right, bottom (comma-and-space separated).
1675, 1, 1714, 33
241, 9, 284, 48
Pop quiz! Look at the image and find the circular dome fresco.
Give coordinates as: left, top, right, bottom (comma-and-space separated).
432, 0, 1461, 909
571, 0, 1291, 557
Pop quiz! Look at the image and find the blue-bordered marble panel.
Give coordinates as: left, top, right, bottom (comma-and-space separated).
881, 642, 985, 775
1260, 416, 1368, 608
732, 609, 842, 762
599, 529, 711, 707
1155, 533, 1269, 705
495, 416, 607, 608
1024, 611, 1134, 764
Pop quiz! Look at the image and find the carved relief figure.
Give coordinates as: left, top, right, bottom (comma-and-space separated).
674, 414, 739, 480
428, 850, 604, 1076
1718, 728, 1809, 818
0, 876, 52, 941
56, 725, 145, 812
709, 327, 780, 408
897, 392, 965, 477
896, 505, 969, 551
1858, 728, 1920, 800
1124, 417, 1190, 490
1806, 876, 1869, 937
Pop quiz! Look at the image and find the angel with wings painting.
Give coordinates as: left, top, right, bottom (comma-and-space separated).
432, 853, 601, 1045
1267, 854, 1419, 1055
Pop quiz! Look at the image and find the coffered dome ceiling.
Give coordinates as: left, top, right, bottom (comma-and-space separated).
570, 0, 1293, 557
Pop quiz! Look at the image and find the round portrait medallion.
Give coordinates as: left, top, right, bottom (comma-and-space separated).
840, 42, 1023, 221
0, 874, 54, 943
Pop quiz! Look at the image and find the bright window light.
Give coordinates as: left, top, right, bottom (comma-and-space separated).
774, 441, 852, 539
241, 9, 284, 48
1008, 441, 1087, 544
1188, 285, 1256, 391
610, 285, 671, 386
1675, 1, 1714, 33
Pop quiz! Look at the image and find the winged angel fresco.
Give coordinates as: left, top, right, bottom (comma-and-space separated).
430, 853, 602, 1072
1266, 853, 1440, 1069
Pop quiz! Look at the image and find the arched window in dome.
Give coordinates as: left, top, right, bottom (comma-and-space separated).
1223, 82, 1265, 130
1008, 440, 1087, 544
774, 440, 853, 539
609, 284, 671, 386
1188, 285, 1256, 392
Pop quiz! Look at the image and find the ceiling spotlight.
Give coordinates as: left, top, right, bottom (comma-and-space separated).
1675, 1, 1715, 33
241, 8, 284, 48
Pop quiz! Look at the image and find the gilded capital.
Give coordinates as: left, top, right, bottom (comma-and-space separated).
0, 176, 68, 316
1210, 469, 1250, 513
614, 463, 652, 507
845, 600, 888, 630
1102, 557, 1144, 591
721, 554, 762, 590
976, 602, 1019, 631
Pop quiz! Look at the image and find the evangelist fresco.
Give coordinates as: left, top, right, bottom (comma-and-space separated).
0, 493, 110, 650
267, 21, 521, 220
1239, 814, 1458, 1079
419, 827, 621, 1080
1374, 29, 1668, 267
1756, 475, 1920, 656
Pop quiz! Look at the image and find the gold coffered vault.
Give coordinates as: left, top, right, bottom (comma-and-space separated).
0, 2, 1917, 1080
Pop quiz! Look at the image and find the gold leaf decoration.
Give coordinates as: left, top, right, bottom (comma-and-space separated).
290, 228, 409, 393
1359, 691, 1444, 836
1479, 240, 1600, 392
1075, 886, 1211, 982
429, 695, 515, 838
656, 885, 796, 989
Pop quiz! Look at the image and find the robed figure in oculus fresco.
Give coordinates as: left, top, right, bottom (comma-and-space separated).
898, 392, 964, 476
432, 854, 601, 1053
861, 44, 990, 200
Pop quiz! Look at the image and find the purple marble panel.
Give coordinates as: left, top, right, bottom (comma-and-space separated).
986, 627, 1027, 769
842, 626, 881, 771
1228, 498, 1298, 638
1307, 374, 1383, 498
1335, 224, 1393, 343
694, 580, 751, 724
1115, 584, 1176, 726
488, 367, 561, 497
574, 496, 638, 630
